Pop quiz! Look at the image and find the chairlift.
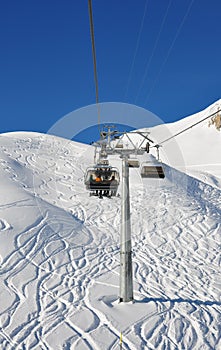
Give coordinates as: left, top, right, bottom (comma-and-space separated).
140, 154, 165, 179
84, 162, 120, 197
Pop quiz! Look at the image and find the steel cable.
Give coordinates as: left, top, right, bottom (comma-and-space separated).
88, 0, 101, 129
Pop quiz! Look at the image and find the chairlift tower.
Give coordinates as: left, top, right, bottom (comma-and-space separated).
119, 154, 133, 302
104, 127, 151, 303
89, 126, 164, 303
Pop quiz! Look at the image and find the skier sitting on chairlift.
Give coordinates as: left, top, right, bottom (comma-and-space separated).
95, 174, 102, 196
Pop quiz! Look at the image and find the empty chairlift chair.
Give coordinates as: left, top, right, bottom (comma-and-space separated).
140, 154, 165, 179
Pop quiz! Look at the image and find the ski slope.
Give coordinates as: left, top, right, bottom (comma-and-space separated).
0, 107, 221, 349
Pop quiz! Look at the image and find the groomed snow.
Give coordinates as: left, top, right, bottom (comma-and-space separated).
0, 103, 221, 349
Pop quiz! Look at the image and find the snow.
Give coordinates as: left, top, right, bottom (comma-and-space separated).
0, 101, 221, 349
149, 100, 221, 186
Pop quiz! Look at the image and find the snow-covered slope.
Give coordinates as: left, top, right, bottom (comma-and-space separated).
149, 100, 221, 188
0, 108, 221, 349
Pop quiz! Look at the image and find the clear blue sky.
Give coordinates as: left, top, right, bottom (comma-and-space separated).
0, 0, 220, 136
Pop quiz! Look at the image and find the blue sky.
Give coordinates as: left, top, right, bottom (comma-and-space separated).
0, 0, 221, 139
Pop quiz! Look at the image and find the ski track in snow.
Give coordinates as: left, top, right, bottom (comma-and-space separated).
0, 134, 221, 349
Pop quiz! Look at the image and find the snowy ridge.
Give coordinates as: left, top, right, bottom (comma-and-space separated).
149, 100, 221, 187
0, 116, 221, 349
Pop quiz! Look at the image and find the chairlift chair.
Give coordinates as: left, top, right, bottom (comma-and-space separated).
140, 154, 165, 179
84, 163, 120, 196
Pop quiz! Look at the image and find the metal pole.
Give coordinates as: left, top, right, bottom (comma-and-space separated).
156, 145, 160, 161
119, 156, 133, 302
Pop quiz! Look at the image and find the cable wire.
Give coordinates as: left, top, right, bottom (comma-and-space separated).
134, 0, 173, 103
124, 0, 149, 101
144, 0, 195, 105
156, 108, 221, 146
88, 0, 101, 129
